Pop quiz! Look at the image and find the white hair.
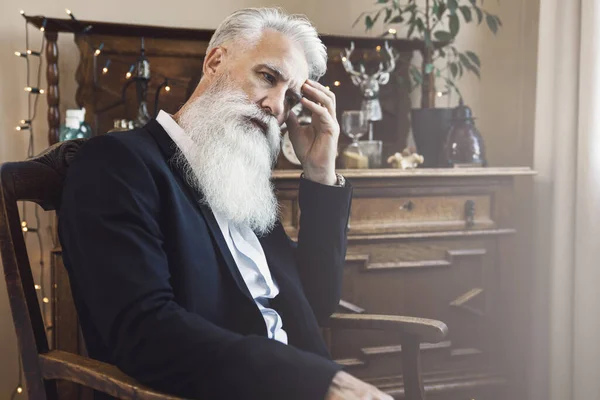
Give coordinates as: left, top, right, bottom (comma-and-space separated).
175, 73, 281, 235
207, 7, 328, 80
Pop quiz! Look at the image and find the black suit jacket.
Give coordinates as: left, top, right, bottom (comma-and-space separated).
58, 120, 353, 400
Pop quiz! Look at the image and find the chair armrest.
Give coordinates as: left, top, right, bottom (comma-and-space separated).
39, 350, 187, 400
325, 313, 448, 344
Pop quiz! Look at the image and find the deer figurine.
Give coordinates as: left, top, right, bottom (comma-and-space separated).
341, 41, 397, 140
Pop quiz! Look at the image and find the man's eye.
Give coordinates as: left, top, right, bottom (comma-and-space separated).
262, 72, 276, 85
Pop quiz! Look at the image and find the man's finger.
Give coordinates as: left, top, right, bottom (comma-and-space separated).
306, 79, 336, 105
302, 84, 335, 117
300, 97, 329, 120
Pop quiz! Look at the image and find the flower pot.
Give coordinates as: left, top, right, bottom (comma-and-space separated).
410, 108, 453, 168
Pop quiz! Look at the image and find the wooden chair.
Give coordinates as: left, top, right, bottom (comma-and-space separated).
0, 139, 448, 400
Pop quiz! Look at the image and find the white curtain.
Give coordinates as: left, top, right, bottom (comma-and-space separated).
532, 0, 600, 399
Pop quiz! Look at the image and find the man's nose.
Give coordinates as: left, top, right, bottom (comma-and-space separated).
260, 90, 287, 125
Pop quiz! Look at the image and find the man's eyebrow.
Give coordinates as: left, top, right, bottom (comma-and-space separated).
259, 63, 289, 82
258, 63, 303, 102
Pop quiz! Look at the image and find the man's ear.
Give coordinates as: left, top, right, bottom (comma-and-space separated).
202, 47, 227, 77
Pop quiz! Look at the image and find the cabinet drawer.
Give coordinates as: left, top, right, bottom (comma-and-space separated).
348, 194, 494, 235
335, 237, 497, 373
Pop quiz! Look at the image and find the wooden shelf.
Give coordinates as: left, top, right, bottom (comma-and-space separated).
273, 167, 536, 180
25, 15, 432, 52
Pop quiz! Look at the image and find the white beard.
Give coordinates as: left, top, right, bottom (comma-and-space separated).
174, 76, 282, 236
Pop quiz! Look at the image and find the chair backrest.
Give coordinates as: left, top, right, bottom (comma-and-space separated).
0, 139, 86, 399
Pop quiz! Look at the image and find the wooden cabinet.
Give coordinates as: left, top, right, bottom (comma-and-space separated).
51, 167, 534, 399
274, 167, 534, 399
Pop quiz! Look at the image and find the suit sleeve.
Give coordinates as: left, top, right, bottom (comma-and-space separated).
58, 135, 341, 400
294, 176, 353, 323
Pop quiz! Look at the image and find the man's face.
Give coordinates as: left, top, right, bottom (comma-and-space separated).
220, 30, 310, 127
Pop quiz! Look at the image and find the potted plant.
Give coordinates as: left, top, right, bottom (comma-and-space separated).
355, 0, 501, 166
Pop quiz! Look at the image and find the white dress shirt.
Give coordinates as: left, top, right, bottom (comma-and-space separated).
156, 110, 288, 344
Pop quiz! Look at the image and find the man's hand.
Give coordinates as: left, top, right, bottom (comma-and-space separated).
325, 371, 393, 400
286, 79, 340, 186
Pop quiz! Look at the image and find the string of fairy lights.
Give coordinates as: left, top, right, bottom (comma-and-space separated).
10, 9, 47, 399
9, 8, 190, 398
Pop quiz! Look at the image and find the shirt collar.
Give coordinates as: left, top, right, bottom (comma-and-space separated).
156, 110, 194, 153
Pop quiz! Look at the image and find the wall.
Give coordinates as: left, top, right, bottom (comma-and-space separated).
0, 0, 538, 397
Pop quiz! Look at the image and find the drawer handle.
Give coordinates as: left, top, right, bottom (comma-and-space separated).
464, 200, 475, 227
400, 200, 414, 211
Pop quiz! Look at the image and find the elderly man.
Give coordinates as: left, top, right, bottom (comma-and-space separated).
59, 8, 391, 400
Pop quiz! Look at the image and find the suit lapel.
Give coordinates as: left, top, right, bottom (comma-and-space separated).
146, 120, 254, 302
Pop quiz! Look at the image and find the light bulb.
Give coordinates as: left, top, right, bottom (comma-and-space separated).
17, 387, 23, 394
388, 28, 397, 34
66, 9, 72, 15
35, 284, 41, 290
42, 297, 49, 304
376, 45, 382, 52
40, 27, 45, 32
20, 10, 25, 15
125, 72, 132, 79
165, 85, 171, 92
102, 67, 108, 74
334, 81, 341, 87
94, 49, 101, 56
341, 57, 347, 62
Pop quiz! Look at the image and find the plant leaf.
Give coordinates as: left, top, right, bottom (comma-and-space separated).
372, 9, 382, 25
376, 0, 389, 3
459, 6, 472, 22
384, 8, 393, 23
445, 78, 463, 102
465, 51, 481, 68
425, 63, 434, 74
366, 15, 374, 30
389, 14, 404, 23
434, 30, 453, 42
407, 21, 416, 38
436, 2, 447, 18
459, 52, 480, 78
486, 14, 498, 34
448, 0, 459, 13
353, 11, 367, 28
416, 18, 425, 33
474, 7, 484, 24
494, 14, 503, 27
410, 66, 423, 84
449, 14, 459, 36
450, 62, 459, 78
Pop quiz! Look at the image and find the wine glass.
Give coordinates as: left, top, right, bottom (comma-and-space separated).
341, 110, 368, 154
